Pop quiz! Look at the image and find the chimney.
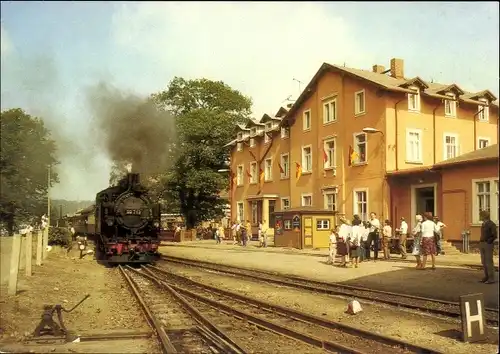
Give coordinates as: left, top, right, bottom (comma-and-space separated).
372, 65, 385, 74
390, 58, 404, 79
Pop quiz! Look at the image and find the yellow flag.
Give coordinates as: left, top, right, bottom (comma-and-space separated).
295, 162, 302, 180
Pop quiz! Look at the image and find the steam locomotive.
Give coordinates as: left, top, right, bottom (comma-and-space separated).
93, 172, 161, 264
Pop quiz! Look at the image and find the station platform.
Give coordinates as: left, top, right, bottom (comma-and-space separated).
159, 240, 499, 309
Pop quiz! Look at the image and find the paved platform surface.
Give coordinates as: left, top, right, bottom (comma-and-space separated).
161, 240, 499, 269
160, 241, 499, 309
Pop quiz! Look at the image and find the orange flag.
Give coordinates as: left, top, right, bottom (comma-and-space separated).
295, 162, 302, 180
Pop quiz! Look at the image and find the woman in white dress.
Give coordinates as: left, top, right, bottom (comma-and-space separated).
411, 215, 423, 269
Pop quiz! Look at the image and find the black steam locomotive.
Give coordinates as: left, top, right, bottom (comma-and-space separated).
94, 173, 161, 264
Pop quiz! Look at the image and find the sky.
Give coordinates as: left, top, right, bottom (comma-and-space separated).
1, 1, 499, 201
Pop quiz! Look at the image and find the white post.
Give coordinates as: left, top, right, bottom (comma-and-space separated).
42, 227, 49, 259
36, 230, 43, 266
8, 234, 22, 296
25, 232, 32, 276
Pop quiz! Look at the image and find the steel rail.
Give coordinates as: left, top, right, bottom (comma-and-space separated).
125, 265, 246, 354
118, 265, 177, 354
161, 255, 499, 325
149, 264, 441, 354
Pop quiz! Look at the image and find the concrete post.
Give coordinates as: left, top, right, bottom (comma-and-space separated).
8, 234, 22, 296
42, 228, 49, 259
36, 230, 43, 266
25, 232, 32, 276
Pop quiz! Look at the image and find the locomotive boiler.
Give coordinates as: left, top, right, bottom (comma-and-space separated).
94, 172, 161, 263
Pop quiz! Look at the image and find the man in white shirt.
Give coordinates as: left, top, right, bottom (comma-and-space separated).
328, 229, 337, 264
339, 218, 352, 263
433, 216, 446, 255
397, 217, 408, 259
367, 212, 381, 261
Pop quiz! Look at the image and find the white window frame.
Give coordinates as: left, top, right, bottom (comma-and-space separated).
471, 178, 499, 224
236, 201, 244, 222
353, 133, 367, 164
323, 138, 336, 169
265, 122, 273, 131
250, 161, 258, 184
249, 138, 255, 147
324, 192, 337, 212
301, 193, 313, 207
323, 98, 337, 124
237, 132, 243, 140
236, 165, 244, 186
280, 153, 290, 179
281, 127, 289, 139
264, 158, 272, 181
478, 137, 490, 149
353, 188, 369, 222
281, 197, 290, 210
443, 133, 459, 160
444, 95, 457, 117
301, 145, 312, 173
250, 127, 257, 137
316, 219, 330, 230
406, 128, 423, 163
354, 90, 366, 115
477, 104, 489, 122
264, 132, 271, 144
303, 109, 311, 131
408, 87, 420, 112
237, 142, 243, 152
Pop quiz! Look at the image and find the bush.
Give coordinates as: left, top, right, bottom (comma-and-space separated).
48, 227, 72, 247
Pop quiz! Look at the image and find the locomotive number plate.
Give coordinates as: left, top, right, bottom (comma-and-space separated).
125, 209, 142, 215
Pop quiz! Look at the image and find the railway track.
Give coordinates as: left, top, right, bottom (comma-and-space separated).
160, 255, 499, 326
146, 264, 440, 354
118, 265, 246, 353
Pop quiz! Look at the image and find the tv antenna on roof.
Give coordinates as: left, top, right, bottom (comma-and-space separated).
293, 78, 304, 96
282, 95, 294, 103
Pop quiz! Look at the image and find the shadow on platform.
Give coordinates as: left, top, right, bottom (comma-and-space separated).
435, 328, 499, 345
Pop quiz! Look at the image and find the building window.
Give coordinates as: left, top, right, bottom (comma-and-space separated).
237, 202, 244, 222
443, 133, 459, 160
324, 192, 336, 211
355, 90, 365, 115
444, 97, 456, 117
250, 162, 257, 183
323, 99, 337, 124
264, 132, 271, 144
316, 219, 330, 230
281, 127, 289, 139
237, 132, 243, 140
353, 133, 367, 164
478, 104, 489, 122
251, 201, 258, 224
303, 110, 311, 130
249, 138, 255, 147
473, 179, 499, 223
280, 153, 290, 178
264, 158, 272, 181
408, 87, 420, 111
237, 142, 242, 152
302, 194, 312, 207
250, 127, 257, 136
284, 220, 292, 230
406, 129, 422, 163
324, 138, 336, 168
353, 189, 368, 221
281, 198, 290, 210
478, 138, 490, 149
237, 165, 244, 186
265, 122, 273, 131
268, 200, 276, 228
302, 146, 312, 172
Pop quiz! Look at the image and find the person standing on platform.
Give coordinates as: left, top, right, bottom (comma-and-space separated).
382, 219, 392, 260
350, 217, 362, 268
361, 221, 370, 262
397, 217, 408, 259
328, 228, 337, 265
433, 216, 446, 255
367, 212, 381, 261
246, 220, 252, 245
338, 218, 351, 267
412, 215, 423, 269
420, 212, 439, 270
479, 210, 497, 284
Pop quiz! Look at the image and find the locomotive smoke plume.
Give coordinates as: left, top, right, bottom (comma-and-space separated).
87, 82, 176, 175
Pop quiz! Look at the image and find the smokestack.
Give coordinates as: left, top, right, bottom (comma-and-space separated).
127, 173, 140, 187
390, 58, 404, 79
372, 65, 385, 74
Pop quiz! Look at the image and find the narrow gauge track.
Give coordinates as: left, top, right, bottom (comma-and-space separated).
161, 255, 499, 326
147, 264, 440, 354
118, 265, 245, 354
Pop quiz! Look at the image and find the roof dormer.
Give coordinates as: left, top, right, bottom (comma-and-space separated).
399, 77, 429, 91
468, 90, 497, 104
275, 106, 289, 118
436, 84, 465, 98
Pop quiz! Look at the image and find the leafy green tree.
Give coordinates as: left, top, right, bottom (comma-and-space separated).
0, 109, 59, 234
152, 77, 252, 228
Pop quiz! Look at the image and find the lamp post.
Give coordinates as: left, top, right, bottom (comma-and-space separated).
362, 127, 386, 219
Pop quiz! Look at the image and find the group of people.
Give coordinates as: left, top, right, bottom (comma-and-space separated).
328, 212, 447, 270
229, 220, 268, 247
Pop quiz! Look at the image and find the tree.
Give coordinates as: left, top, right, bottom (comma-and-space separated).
152, 77, 252, 228
108, 161, 128, 186
0, 108, 59, 234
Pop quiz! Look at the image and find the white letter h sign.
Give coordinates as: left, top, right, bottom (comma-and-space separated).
465, 300, 484, 338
